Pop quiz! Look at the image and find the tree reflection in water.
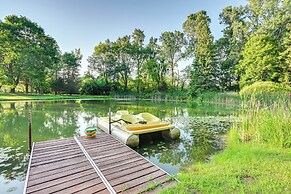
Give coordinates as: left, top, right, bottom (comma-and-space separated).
135, 116, 232, 171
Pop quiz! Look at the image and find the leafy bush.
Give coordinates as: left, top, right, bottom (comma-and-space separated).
239, 81, 290, 96
80, 79, 113, 95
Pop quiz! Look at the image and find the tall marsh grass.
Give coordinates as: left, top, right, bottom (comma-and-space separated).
238, 95, 290, 148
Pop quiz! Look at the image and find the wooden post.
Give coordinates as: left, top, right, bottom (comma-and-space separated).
109, 107, 112, 134
28, 112, 32, 152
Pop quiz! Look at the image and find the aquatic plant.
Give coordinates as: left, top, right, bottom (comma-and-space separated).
238, 96, 290, 148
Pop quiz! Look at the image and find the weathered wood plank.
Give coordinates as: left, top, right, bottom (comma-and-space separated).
27, 170, 95, 193
27, 164, 93, 187
31, 150, 83, 163
122, 174, 170, 194
53, 177, 105, 194
29, 160, 89, 181
84, 143, 123, 152
33, 142, 77, 151
32, 145, 80, 158
86, 148, 130, 160
92, 152, 137, 165
74, 184, 109, 194
31, 153, 84, 167
102, 159, 148, 176
34, 138, 74, 146
105, 162, 153, 181
29, 157, 87, 175
110, 166, 161, 186
114, 170, 166, 193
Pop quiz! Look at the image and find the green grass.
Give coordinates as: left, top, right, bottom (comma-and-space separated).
160, 96, 291, 193
160, 132, 291, 194
0, 93, 110, 101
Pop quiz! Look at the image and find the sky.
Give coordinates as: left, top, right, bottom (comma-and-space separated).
0, 0, 247, 74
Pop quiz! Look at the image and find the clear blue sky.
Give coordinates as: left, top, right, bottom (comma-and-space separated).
0, 0, 247, 74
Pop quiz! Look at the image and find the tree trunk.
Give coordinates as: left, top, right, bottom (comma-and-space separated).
25, 79, 29, 94
171, 65, 174, 88
10, 103, 16, 110
137, 60, 140, 93
11, 87, 16, 93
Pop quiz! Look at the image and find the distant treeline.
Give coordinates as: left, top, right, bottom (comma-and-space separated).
0, 0, 290, 96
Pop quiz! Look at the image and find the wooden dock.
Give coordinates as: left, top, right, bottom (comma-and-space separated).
23, 131, 176, 194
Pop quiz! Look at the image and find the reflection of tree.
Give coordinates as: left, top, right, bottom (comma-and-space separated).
0, 146, 28, 181
136, 118, 231, 167
0, 102, 28, 181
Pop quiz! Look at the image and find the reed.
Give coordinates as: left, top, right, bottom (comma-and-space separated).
238, 95, 290, 148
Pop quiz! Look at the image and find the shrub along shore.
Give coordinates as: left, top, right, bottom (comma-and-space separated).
0, 91, 240, 103
161, 96, 291, 193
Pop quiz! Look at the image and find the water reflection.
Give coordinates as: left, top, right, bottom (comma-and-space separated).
0, 99, 237, 193
135, 116, 232, 174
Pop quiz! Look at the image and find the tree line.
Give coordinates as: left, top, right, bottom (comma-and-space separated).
0, 0, 290, 96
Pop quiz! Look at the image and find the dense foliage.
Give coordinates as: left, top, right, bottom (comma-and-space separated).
0, 0, 290, 95
240, 81, 291, 96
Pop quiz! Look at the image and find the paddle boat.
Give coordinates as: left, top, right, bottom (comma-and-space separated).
97, 110, 180, 147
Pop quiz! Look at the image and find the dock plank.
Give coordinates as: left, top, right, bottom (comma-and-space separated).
24, 131, 176, 194
29, 160, 89, 181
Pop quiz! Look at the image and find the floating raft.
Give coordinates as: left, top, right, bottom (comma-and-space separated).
23, 131, 176, 194
97, 112, 180, 147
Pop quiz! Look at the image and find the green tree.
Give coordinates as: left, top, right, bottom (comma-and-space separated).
131, 29, 147, 92
0, 15, 60, 93
279, 23, 291, 86
50, 77, 65, 94
247, 0, 291, 43
247, 0, 282, 31
113, 36, 132, 91
183, 11, 217, 95
218, 6, 249, 90
144, 37, 168, 91
237, 34, 281, 88
87, 39, 116, 84
64, 49, 82, 94
159, 31, 186, 88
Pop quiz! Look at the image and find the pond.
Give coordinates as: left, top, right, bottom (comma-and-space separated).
0, 99, 238, 194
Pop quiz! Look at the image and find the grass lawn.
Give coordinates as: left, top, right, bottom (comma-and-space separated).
160, 136, 291, 194
0, 93, 110, 101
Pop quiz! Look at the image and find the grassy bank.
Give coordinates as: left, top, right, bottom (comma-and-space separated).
161, 96, 291, 193
0, 93, 110, 101
161, 138, 291, 193
0, 92, 240, 104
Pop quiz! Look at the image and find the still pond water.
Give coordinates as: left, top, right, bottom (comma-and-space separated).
0, 99, 238, 193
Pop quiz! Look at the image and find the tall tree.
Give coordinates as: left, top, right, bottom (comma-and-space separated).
247, 0, 281, 31
62, 49, 82, 94
218, 6, 249, 90
113, 36, 132, 91
142, 37, 167, 91
159, 31, 186, 88
131, 29, 146, 92
183, 11, 217, 95
87, 39, 116, 83
237, 34, 281, 88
